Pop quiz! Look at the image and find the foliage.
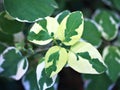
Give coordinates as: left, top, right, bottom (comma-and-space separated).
0, 0, 120, 90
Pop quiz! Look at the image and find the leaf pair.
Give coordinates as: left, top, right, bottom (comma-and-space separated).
45, 41, 107, 77
28, 11, 84, 46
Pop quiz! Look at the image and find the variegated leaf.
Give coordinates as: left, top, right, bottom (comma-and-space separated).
103, 46, 120, 82
36, 58, 57, 90
83, 73, 113, 90
0, 47, 28, 80
82, 19, 102, 47
56, 11, 84, 46
22, 68, 39, 90
45, 46, 68, 77
55, 10, 70, 24
93, 10, 118, 41
28, 17, 59, 45
68, 41, 107, 74
0, 11, 24, 34
4, 0, 58, 22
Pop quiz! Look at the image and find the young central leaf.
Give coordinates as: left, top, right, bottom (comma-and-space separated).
48, 52, 59, 62
68, 41, 107, 74
45, 46, 68, 77
56, 11, 84, 45
27, 17, 59, 45
77, 52, 107, 73
28, 30, 51, 41
64, 12, 82, 42
46, 51, 59, 76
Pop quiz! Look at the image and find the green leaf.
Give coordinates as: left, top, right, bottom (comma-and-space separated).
22, 68, 39, 90
0, 11, 24, 34
68, 41, 107, 74
36, 58, 57, 90
0, 47, 28, 80
56, 11, 84, 45
93, 10, 118, 41
56, 10, 70, 24
82, 19, 102, 47
45, 46, 68, 77
103, 46, 120, 82
4, 0, 58, 22
0, 31, 14, 45
83, 73, 113, 90
28, 17, 59, 45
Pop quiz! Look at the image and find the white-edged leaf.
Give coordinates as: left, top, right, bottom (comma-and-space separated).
4, 0, 58, 22
22, 68, 39, 90
45, 46, 68, 77
82, 19, 102, 47
68, 41, 107, 74
0, 11, 24, 34
0, 47, 28, 80
56, 11, 84, 46
83, 73, 113, 90
28, 17, 59, 45
103, 46, 120, 82
36, 58, 57, 90
93, 10, 118, 41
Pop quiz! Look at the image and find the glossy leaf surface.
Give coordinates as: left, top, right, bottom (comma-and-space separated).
68, 41, 107, 74
103, 46, 120, 82
45, 46, 68, 77
4, 0, 58, 22
56, 11, 84, 45
0, 47, 28, 80
36, 59, 57, 90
